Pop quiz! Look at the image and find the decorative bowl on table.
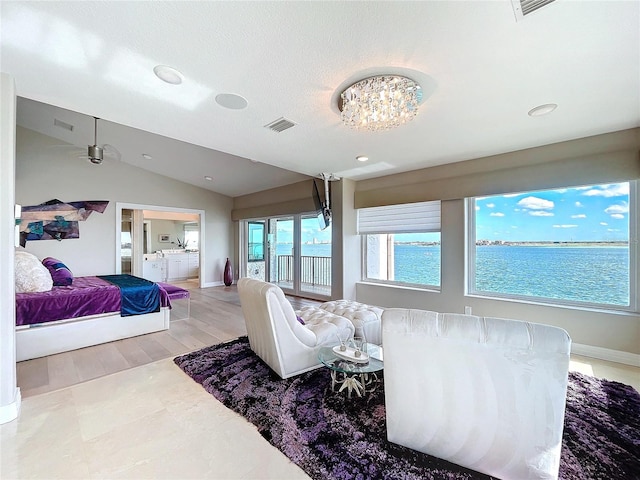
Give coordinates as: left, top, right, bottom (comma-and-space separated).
332, 345, 370, 364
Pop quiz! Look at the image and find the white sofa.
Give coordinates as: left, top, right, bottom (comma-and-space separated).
237, 278, 354, 379
382, 308, 571, 480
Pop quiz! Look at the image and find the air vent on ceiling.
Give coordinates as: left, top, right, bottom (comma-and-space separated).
511, 0, 555, 21
264, 117, 296, 133
53, 118, 74, 131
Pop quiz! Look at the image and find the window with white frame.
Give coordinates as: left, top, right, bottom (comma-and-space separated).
469, 181, 636, 310
183, 223, 199, 250
359, 201, 441, 288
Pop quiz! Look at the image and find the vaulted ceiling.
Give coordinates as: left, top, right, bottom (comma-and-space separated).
2, 1, 638, 197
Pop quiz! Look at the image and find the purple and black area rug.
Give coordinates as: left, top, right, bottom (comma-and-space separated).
174, 337, 640, 480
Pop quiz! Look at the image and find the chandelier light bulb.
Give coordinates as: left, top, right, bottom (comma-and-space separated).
339, 75, 421, 131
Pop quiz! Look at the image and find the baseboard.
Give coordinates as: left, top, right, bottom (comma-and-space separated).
203, 281, 226, 288
0, 387, 21, 425
572, 343, 640, 367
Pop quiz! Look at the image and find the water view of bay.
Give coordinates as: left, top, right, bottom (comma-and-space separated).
285, 243, 629, 306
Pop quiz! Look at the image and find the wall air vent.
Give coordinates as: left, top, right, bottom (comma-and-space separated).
511, 0, 555, 21
264, 117, 296, 133
53, 118, 74, 131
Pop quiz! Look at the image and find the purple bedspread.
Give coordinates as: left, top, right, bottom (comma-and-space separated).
16, 276, 171, 327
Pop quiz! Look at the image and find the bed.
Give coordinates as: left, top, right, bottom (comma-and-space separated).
15, 274, 172, 362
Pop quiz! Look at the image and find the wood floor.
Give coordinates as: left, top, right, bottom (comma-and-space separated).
16, 281, 320, 398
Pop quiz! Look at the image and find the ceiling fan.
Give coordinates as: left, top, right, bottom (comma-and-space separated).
82, 116, 121, 165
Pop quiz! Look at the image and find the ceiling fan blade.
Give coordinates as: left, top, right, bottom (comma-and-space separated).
102, 143, 121, 161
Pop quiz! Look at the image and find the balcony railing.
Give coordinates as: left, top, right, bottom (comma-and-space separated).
277, 255, 331, 288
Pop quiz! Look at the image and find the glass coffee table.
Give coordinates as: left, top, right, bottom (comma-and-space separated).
318, 343, 383, 398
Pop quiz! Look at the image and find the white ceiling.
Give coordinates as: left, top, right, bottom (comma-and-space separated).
2, 1, 638, 198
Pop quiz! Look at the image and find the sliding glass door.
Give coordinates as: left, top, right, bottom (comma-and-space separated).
299, 214, 331, 296
269, 217, 295, 291
243, 213, 331, 299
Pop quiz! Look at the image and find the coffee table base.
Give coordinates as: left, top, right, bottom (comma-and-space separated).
330, 370, 379, 398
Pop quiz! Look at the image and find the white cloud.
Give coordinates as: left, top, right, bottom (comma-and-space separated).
503, 193, 522, 198
490, 212, 504, 217
529, 211, 554, 217
607, 228, 620, 232
575, 201, 583, 207
581, 183, 629, 198
486, 203, 495, 208
610, 214, 625, 219
604, 202, 629, 215
600, 222, 608, 226
511, 226, 518, 229
554, 189, 568, 194
517, 196, 554, 210
553, 224, 578, 228
571, 214, 586, 219
475, 206, 480, 211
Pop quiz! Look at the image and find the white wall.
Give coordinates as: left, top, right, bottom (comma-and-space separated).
0, 73, 20, 424
147, 219, 185, 253
15, 127, 233, 286
355, 198, 640, 359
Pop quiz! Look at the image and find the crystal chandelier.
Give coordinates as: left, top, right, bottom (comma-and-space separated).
339, 75, 422, 131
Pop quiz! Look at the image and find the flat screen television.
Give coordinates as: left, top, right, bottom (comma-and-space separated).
313, 179, 331, 230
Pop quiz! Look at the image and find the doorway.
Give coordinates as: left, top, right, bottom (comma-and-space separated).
116, 203, 206, 288
242, 213, 331, 299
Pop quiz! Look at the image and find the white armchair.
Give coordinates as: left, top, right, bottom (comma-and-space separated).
382, 308, 571, 480
237, 278, 354, 379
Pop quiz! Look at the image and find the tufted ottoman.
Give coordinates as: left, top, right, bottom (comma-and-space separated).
296, 306, 355, 344
319, 300, 384, 345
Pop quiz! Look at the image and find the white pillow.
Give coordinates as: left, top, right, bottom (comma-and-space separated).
15, 250, 53, 293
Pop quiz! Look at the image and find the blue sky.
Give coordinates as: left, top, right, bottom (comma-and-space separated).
475, 182, 630, 242
275, 215, 333, 244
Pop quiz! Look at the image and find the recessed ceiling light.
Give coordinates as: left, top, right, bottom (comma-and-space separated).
153, 65, 184, 85
142, 153, 152, 160
528, 103, 558, 117
356, 155, 369, 162
204, 176, 213, 181
215, 93, 248, 110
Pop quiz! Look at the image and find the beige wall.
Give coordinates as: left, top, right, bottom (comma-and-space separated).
15, 127, 234, 286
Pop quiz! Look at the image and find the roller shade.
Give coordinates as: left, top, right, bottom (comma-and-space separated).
357, 200, 441, 234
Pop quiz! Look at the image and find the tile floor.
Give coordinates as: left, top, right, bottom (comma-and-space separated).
2, 358, 310, 480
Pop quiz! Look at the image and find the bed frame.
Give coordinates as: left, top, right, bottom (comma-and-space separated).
16, 307, 170, 361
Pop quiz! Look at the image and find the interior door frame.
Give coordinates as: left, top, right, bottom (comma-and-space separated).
115, 202, 206, 288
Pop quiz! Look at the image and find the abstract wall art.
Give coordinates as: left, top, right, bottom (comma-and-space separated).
19, 199, 109, 244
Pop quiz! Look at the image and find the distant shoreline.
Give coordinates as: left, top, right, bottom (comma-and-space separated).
474, 241, 628, 247
394, 241, 628, 247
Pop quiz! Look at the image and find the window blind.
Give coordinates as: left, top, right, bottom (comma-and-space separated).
357, 200, 441, 235
183, 223, 199, 231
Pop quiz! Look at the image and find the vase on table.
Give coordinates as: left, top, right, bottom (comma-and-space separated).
223, 258, 233, 286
